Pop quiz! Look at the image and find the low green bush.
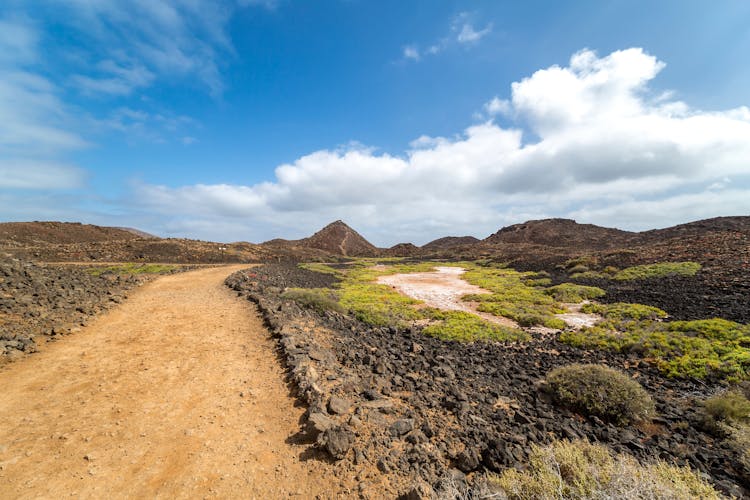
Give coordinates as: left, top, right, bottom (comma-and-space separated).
298, 262, 343, 276
581, 302, 668, 321
338, 282, 423, 326
461, 267, 567, 328
545, 283, 605, 302
485, 440, 721, 499
561, 317, 750, 381
422, 309, 528, 342
570, 270, 609, 280
543, 364, 655, 425
703, 390, 750, 426
567, 264, 590, 274
87, 263, 178, 276
280, 288, 345, 314
614, 261, 701, 280
701, 390, 750, 478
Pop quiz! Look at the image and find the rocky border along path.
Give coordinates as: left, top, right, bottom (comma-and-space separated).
0, 265, 353, 499
226, 263, 748, 498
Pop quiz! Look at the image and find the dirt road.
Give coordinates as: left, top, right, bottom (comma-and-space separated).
0, 266, 346, 499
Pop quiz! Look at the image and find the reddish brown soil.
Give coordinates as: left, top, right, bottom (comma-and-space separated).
0, 266, 353, 498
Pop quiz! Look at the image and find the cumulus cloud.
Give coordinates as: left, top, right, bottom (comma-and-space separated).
484, 97, 511, 117
138, 48, 750, 244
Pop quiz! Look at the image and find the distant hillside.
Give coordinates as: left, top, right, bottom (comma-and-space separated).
0, 222, 147, 246
114, 227, 159, 239
382, 243, 419, 257
421, 236, 480, 251
299, 220, 378, 257
484, 219, 634, 250
635, 216, 750, 243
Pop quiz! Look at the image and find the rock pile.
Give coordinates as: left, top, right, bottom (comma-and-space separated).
0, 259, 143, 361
226, 264, 749, 498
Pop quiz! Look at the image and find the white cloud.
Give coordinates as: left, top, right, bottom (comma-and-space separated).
137, 48, 750, 244
71, 60, 155, 96
0, 16, 89, 194
402, 11, 491, 63
0, 17, 38, 64
403, 46, 420, 61
51, 0, 238, 97
484, 97, 511, 116
0, 160, 85, 190
456, 22, 492, 44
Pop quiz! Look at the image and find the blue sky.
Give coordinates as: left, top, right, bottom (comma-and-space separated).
1, 1, 749, 245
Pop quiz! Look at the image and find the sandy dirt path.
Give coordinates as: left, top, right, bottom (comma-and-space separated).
0, 265, 345, 499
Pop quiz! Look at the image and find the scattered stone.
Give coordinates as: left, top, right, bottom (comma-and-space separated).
306, 412, 336, 437
328, 396, 352, 415
389, 419, 414, 437
320, 426, 355, 460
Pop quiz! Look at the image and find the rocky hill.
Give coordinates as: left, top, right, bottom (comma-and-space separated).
635, 216, 750, 243
382, 243, 420, 257
295, 220, 379, 257
421, 236, 480, 251
483, 218, 634, 250
0, 222, 147, 246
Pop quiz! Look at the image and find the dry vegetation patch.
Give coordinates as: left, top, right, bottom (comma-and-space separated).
482, 440, 723, 499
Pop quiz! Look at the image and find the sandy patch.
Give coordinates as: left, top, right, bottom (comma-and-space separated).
377, 267, 518, 328
555, 300, 601, 329
377, 267, 601, 331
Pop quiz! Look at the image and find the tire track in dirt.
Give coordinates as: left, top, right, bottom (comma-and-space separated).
0, 266, 348, 499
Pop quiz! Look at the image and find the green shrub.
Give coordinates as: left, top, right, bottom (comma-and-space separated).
570, 270, 609, 280
461, 267, 567, 328
298, 262, 343, 276
338, 282, 423, 326
703, 390, 750, 426
484, 440, 721, 499
87, 263, 178, 276
602, 265, 619, 276
543, 364, 655, 425
564, 256, 597, 269
523, 277, 553, 287
614, 261, 701, 280
561, 317, 750, 381
545, 283, 605, 303
568, 264, 590, 274
281, 288, 345, 314
701, 390, 750, 478
581, 302, 668, 321
422, 310, 528, 342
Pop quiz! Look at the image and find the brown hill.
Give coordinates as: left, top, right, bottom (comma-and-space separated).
483, 218, 634, 250
298, 220, 378, 257
635, 216, 750, 243
0, 222, 147, 246
421, 236, 480, 251
114, 227, 159, 239
382, 243, 419, 257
